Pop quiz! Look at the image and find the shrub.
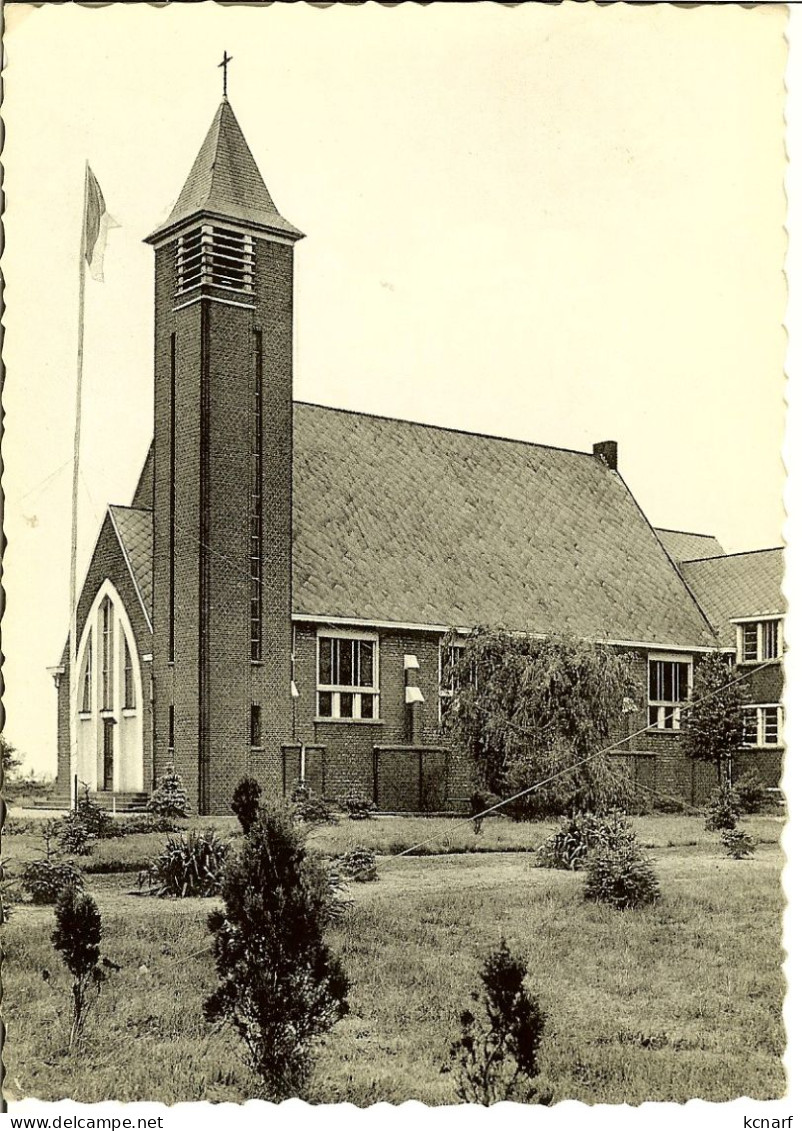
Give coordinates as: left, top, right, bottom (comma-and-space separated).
140, 830, 228, 898
449, 940, 550, 1105
51, 886, 117, 1048
57, 811, 96, 856
293, 785, 338, 826
74, 786, 120, 839
343, 790, 377, 821
469, 789, 502, 834
1, 865, 22, 924
704, 784, 741, 832
535, 810, 634, 871
721, 827, 756, 859
733, 768, 767, 815
21, 860, 84, 905
147, 765, 191, 818
231, 776, 262, 834
584, 841, 660, 911
205, 805, 349, 1100
338, 846, 377, 883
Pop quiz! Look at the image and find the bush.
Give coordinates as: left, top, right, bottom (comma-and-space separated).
57, 811, 96, 856
584, 841, 660, 910
293, 784, 338, 826
535, 810, 634, 871
51, 886, 117, 1047
140, 830, 228, 898
147, 765, 191, 818
343, 790, 377, 821
73, 787, 120, 839
704, 784, 741, 832
231, 777, 262, 834
338, 846, 377, 883
205, 804, 349, 1100
1, 865, 22, 924
449, 940, 550, 1105
721, 827, 756, 859
469, 789, 502, 834
21, 860, 84, 905
733, 768, 767, 815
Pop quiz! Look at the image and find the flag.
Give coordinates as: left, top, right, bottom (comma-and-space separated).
84, 165, 118, 282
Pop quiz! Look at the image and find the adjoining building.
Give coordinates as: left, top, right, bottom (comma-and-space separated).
50, 98, 784, 814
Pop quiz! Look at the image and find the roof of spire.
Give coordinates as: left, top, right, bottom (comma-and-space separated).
147, 99, 303, 243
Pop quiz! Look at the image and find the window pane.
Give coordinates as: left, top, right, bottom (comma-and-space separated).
250, 704, 261, 746
763, 707, 779, 745
649, 705, 660, 728
742, 709, 758, 746
360, 694, 376, 720
762, 621, 779, 660
319, 639, 333, 685
676, 663, 689, 702
742, 624, 758, 662
359, 640, 374, 687
339, 692, 354, 718
339, 641, 355, 687
649, 662, 662, 702
318, 691, 333, 718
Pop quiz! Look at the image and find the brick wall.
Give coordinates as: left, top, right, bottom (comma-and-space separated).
151, 233, 295, 814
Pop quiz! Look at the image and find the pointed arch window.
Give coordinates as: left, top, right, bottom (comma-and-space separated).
81, 638, 93, 714
101, 597, 114, 711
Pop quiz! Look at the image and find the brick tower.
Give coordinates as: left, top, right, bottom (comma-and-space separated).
145, 98, 303, 813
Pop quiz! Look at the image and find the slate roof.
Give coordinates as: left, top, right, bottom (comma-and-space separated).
118, 405, 719, 649
147, 99, 303, 243
109, 506, 154, 625
679, 548, 786, 648
655, 528, 725, 564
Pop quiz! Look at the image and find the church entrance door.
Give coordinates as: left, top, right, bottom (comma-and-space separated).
103, 719, 114, 791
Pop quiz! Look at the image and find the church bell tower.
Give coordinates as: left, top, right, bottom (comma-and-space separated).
145, 93, 303, 813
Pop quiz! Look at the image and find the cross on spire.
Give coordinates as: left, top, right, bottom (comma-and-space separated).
218, 51, 233, 99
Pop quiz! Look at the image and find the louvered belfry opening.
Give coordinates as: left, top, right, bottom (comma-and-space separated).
176, 224, 255, 297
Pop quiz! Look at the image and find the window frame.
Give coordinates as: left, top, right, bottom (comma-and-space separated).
438, 640, 466, 723
741, 704, 783, 749
647, 653, 693, 732
734, 618, 783, 665
80, 634, 94, 715
315, 629, 380, 722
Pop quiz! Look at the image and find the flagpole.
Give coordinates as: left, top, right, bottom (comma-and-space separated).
69, 162, 89, 810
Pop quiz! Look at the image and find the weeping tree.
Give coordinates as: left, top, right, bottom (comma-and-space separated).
442, 629, 638, 819
681, 651, 745, 785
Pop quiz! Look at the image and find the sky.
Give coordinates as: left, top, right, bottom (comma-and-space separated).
1, 1, 789, 776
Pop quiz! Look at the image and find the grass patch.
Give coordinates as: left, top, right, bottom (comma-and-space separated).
1, 835, 784, 1105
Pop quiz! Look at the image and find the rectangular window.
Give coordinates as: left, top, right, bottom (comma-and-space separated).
736, 619, 782, 664
123, 639, 135, 709
648, 657, 691, 730
742, 705, 782, 748
81, 638, 93, 714
168, 704, 175, 752
317, 634, 379, 720
250, 330, 263, 662
168, 332, 176, 663
250, 704, 262, 747
439, 642, 465, 723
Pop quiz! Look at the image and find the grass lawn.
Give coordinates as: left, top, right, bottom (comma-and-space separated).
1, 815, 785, 1105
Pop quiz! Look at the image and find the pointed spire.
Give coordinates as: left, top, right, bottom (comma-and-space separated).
147, 100, 303, 243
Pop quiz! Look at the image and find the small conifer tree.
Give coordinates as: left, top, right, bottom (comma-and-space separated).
231, 776, 263, 834
450, 941, 549, 1105
204, 804, 349, 1099
51, 886, 116, 1048
147, 764, 191, 818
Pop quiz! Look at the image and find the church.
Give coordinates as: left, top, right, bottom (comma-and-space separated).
52, 96, 785, 815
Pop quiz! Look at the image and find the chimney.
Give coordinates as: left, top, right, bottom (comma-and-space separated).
593, 440, 618, 471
